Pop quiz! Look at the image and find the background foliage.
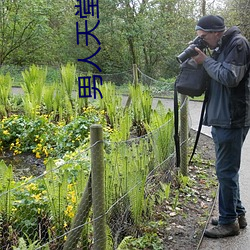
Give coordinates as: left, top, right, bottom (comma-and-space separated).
1, 0, 250, 81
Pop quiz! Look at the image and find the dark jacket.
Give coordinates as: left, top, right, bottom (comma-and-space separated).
203, 26, 250, 128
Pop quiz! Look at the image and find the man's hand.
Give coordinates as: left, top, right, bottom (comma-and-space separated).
192, 47, 207, 64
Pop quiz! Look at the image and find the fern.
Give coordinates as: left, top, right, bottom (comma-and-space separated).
21, 65, 47, 118
129, 84, 153, 125
43, 159, 68, 228
98, 81, 122, 128
145, 100, 174, 163
0, 73, 12, 115
127, 141, 149, 224
12, 232, 46, 250
61, 63, 76, 99
0, 160, 14, 221
43, 84, 55, 113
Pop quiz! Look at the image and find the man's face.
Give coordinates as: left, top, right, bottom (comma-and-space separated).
196, 30, 221, 49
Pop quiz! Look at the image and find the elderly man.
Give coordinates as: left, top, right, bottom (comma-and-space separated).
192, 15, 250, 238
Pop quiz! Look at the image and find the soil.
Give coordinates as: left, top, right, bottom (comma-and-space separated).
0, 152, 45, 180
158, 130, 217, 250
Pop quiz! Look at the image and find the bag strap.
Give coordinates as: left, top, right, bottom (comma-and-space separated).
188, 91, 208, 164
174, 80, 180, 168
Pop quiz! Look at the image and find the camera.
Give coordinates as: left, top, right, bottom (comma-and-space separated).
176, 36, 208, 63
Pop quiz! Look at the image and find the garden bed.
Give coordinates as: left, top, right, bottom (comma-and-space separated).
0, 65, 217, 249
0, 129, 217, 250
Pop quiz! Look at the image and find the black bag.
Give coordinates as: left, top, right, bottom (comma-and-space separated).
174, 58, 209, 168
175, 58, 208, 97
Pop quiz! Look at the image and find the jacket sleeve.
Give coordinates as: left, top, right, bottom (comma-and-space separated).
203, 37, 250, 87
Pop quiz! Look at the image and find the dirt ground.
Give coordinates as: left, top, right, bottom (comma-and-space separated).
159, 130, 217, 250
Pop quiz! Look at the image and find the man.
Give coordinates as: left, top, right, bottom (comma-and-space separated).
192, 15, 250, 238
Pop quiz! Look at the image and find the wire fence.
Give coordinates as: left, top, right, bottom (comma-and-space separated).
0, 65, 191, 249
0, 123, 179, 249
0, 64, 174, 96
0, 65, 135, 87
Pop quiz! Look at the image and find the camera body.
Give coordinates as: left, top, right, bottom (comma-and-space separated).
176, 36, 208, 63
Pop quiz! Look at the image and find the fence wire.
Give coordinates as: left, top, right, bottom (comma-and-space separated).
0, 119, 186, 249
0, 66, 192, 249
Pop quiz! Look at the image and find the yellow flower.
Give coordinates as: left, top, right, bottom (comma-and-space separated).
71, 195, 76, 204
36, 152, 41, 158
100, 110, 106, 115
65, 205, 74, 218
12, 207, 17, 212
26, 183, 37, 191
32, 193, 42, 201
42, 147, 49, 157
21, 176, 32, 181
3, 130, 9, 135
14, 149, 21, 155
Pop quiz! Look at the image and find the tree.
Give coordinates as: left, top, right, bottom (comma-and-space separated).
0, 0, 77, 66
0, 0, 229, 80
220, 0, 250, 39
0, 0, 47, 65
95, 0, 200, 78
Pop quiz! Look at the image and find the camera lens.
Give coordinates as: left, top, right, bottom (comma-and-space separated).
176, 44, 198, 63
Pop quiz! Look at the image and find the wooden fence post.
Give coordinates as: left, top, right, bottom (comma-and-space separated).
63, 175, 92, 250
125, 64, 138, 109
180, 94, 188, 176
91, 124, 106, 250
133, 64, 138, 86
